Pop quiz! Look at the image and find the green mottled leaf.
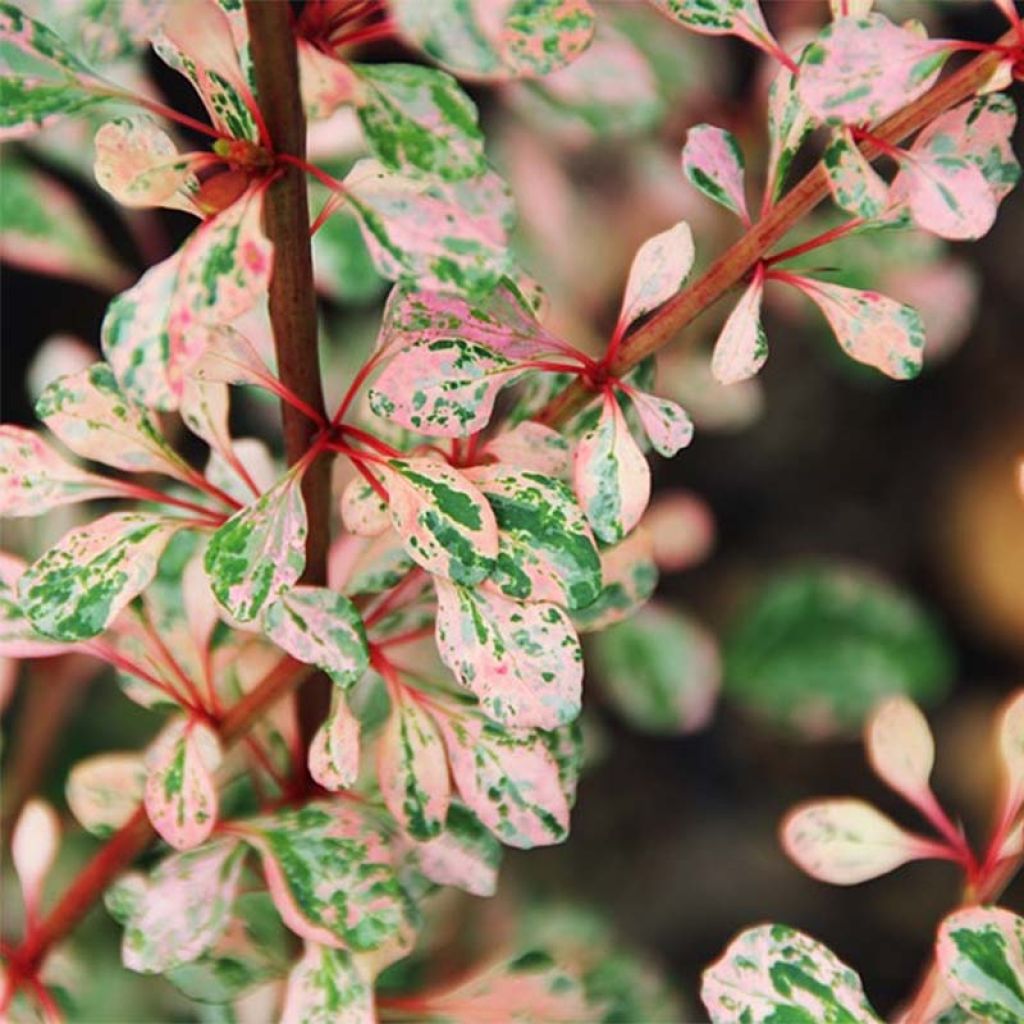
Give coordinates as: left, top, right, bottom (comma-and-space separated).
205, 468, 307, 623
649, 0, 778, 53
724, 563, 952, 737
591, 603, 719, 734
282, 943, 374, 1024
466, 464, 601, 610
353, 62, 486, 181
572, 527, 658, 633
263, 585, 369, 689
402, 802, 502, 897
20, 512, 183, 641
702, 923, 881, 1023
938, 906, 1024, 1024
434, 578, 583, 730
824, 127, 889, 219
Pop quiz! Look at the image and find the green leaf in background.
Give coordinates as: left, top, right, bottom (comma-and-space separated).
723, 563, 953, 737
591, 603, 720, 734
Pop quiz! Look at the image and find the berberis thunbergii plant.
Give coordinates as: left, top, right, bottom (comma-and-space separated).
1, 0, 1023, 1020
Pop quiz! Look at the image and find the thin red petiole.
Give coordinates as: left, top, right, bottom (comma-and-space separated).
331, 19, 395, 48
338, 424, 402, 458
106, 480, 227, 525
766, 218, 865, 266
98, 88, 227, 142
83, 640, 202, 715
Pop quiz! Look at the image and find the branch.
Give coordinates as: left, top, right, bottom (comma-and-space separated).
244, 0, 333, 745
535, 30, 1016, 428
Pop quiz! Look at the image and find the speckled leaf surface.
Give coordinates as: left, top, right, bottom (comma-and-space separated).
379, 695, 450, 840
702, 923, 881, 1023
618, 220, 695, 333
481, 422, 570, 477
0, 425, 121, 516
35, 362, 191, 479
434, 578, 583, 730
788, 276, 925, 380
189, 324, 278, 393
93, 114, 202, 213
630, 390, 694, 458
263, 586, 369, 689
797, 14, 949, 126
240, 802, 413, 952
20, 512, 182, 641
353, 62, 485, 181
765, 65, 813, 202
937, 907, 1024, 1023
309, 691, 361, 791
649, 0, 776, 52
66, 752, 146, 838
0, 554, 79, 658
403, 803, 501, 897
144, 717, 223, 851
572, 526, 658, 633
435, 711, 570, 849
682, 124, 748, 220
573, 394, 650, 544
823, 127, 889, 219
282, 943, 374, 1024
340, 475, 390, 537
343, 160, 512, 294
379, 457, 497, 585
204, 469, 308, 622
115, 838, 246, 973
782, 798, 929, 885
466, 464, 601, 610
712, 272, 768, 384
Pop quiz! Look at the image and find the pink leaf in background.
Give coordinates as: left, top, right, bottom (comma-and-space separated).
712, 272, 768, 385
618, 220, 696, 334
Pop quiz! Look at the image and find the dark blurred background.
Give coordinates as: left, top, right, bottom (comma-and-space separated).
2, 1, 1024, 1020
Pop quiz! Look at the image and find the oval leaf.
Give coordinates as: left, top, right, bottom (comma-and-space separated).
308, 691, 361, 792
712, 272, 768, 385
66, 751, 146, 837
866, 696, 935, 806
282, 944, 374, 1024
618, 220, 695, 333
682, 124, 748, 220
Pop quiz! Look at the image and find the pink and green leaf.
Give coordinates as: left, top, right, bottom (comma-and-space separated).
435, 711, 570, 849
144, 717, 223, 851
204, 468, 308, 622
434, 578, 583, 730
629, 390, 694, 458
573, 394, 650, 544
711, 272, 768, 385
618, 220, 695, 334
571, 525, 658, 633
20, 512, 183, 641
340, 475, 391, 537
0, 425, 122, 517
823, 127, 889, 219
378, 695, 451, 840
481, 422, 570, 478
308, 690, 361, 792
682, 124, 749, 221
378, 456, 498, 585
649, 0, 779, 54
282, 943, 375, 1024
765, 64, 813, 202
66, 751, 146, 838
262, 586, 369, 689
701, 923, 880, 1023
402, 802, 501, 897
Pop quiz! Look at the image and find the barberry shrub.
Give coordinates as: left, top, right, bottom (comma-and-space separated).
1, 0, 1022, 1020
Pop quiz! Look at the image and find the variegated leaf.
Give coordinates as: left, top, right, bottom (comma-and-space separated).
353, 62, 486, 181
866, 697, 935, 807
66, 751, 146, 838
0, 553, 76, 658
379, 457, 498, 585
682, 124, 748, 220
390, 0, 595, 81
467, 465, 601, 610
481, 422, 570, 477
340, 475, 390, 537
649, 0, 777, 52
35, 362, 191, 480
573, 394, 650, 544
702, 924, 881, 1023
282, 944, 374, 1024
765, 64, 813, 202
20, 512, 182, 641
572, 526, 657, 633
101, 251, 181, 410
0, 2, 110, 139
937, 907, 1024, 1024
168, 187, 273, 388
787, 276, 925, 380
204, 469, 308, 622
115, 838, 246, 973
629, 390, 694, 458
0, 153, 128, 290
782, 798, 934, 885
712, 271, 768, 384
343, 160, 512, 295
378, 695, 450, 840
823, 127, 889, 219
333, 532, 415, 598
403, 803, 501, 897
189, 323, 278, 393
0, 425, 121, 516
797, 14, 949, 126
899, 151, 997, 242
618, 220, 695, 333
144, 717, 223, 851
434, 578, 583, 730
309, 690, 361, 791
298, 39, 359, 120
435, 711, 570, 849
179, 377, 237, 474
262, 586, 369, 689
154, 0, 258, 142
240, 802, 413, 952
592, 604, 720, 734
94, 114, 202, 213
